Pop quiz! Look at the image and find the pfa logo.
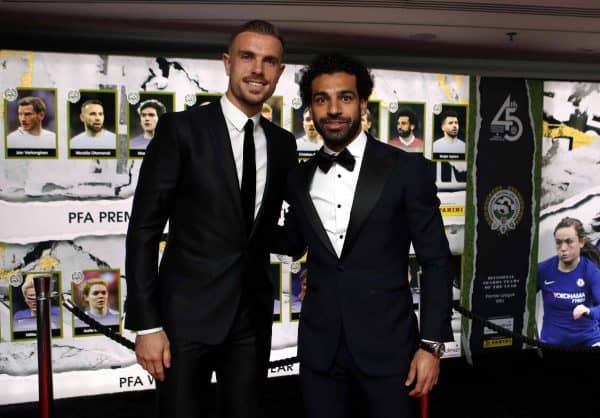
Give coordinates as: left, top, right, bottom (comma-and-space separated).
484, 186, 524, 235
127, 92, 141, 105
184, 94, 197, 107
490, 95, 523, 142
9, 272, 23, 287
4, 88, 18, 102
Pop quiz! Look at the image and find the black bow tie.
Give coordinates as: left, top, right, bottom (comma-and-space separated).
315, 147, 356, 173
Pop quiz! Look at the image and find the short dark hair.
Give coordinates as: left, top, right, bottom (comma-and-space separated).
81, 99, 103, 113
18, 96, 46, 113
299, 53, 374, 108
396, 106, 418, 129
440, 110, 459, 125
228, 20, 284, 50
137, 99, 166, 116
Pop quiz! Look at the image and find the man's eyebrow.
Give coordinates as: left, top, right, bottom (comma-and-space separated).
238, 49, 280, 63
312, 91, 330, 98
313, 89, 356, 96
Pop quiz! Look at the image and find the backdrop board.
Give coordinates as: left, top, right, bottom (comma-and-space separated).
461, 77, 542, 359
535, 81, 600, 347
0, 49, 468, 404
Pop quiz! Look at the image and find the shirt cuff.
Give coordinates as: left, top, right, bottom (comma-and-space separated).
136, 327, 163, 335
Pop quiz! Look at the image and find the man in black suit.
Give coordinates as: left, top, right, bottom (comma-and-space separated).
125, 20, 297, 418
279, 54, 454, 418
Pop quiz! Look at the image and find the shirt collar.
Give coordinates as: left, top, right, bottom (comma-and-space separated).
323, 130, 367, 158
398, 135, 415, 146
220, 95, 261, 132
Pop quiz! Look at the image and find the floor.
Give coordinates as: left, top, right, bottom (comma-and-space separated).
1, 350, 598, 418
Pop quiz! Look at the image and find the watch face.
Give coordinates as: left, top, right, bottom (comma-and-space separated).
436, 343, 445, 356
422, 341, 445, 356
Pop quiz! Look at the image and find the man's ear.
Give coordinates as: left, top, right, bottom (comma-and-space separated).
223, 53, 231, 76
360, 99, 367, 115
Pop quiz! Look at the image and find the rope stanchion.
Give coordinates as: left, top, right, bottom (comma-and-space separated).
452, 301, 600, 353
62, 298, 135, 351
35, 275, 54, 418
61, 297, 298, 367
420, 394, 428, 418
58, 295, 600, 378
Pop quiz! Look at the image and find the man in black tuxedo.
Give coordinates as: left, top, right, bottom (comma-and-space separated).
125, 20, 297, 418
280, 54, 454, 418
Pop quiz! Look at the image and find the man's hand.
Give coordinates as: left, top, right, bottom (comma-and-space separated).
135, 330, 171, 382
405, 348, 440, 397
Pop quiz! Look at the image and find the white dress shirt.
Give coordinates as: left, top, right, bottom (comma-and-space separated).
310, 132, 367, 258
220, 95, 267, 219
310, 132, 442, 346
137, 96, 267, 336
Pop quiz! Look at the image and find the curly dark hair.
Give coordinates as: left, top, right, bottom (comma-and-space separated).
396, 106, 419, 130
299, 53, 374, 108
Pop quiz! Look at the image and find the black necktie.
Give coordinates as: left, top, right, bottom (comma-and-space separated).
315, 147, 356, 173
241, 119, 255, 235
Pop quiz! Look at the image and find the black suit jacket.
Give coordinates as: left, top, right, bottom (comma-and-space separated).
125, 101, 297, 344
280, 135, 453, 377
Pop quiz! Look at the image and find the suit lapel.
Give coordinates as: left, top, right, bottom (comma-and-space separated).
203, 102, 245, 233
341, 135, 396, 259
297, 158, 338, 258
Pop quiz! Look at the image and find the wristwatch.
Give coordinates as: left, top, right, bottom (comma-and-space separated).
419, 340, 445, 358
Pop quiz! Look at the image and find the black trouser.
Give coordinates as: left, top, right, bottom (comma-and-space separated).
156, 298, 271, 418
300, 332, 416, 418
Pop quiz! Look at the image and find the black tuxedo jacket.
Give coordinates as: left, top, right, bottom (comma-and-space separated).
281, 135, 453, 377
125, 101, 297, 344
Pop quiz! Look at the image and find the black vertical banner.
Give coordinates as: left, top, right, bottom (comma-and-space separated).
464, 77, 540, 354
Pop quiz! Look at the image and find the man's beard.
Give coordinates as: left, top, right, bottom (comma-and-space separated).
86, 123, 102, 133
314, 110, 362, 149
398, 128, 412, 139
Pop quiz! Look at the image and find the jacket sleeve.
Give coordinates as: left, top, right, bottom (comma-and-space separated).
405, 155, 454, 342
270, 151, 307, 260
124, 112, 181, 331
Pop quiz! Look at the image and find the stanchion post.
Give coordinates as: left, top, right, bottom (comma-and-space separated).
34, 275, 54, 418
420, 393, 429, 418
